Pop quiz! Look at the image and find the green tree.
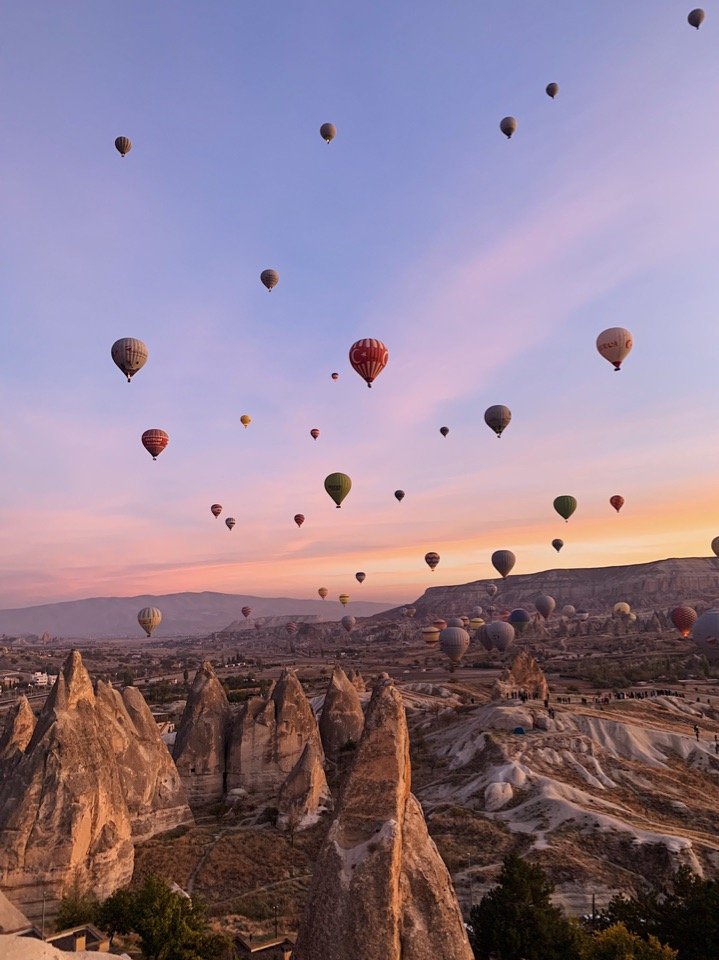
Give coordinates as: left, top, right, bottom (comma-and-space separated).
55, 883, 98, 931
96, 888, 134, 947
583, 923, 676, 960
469, 855, 585, 960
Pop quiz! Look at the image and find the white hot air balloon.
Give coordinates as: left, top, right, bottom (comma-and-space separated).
596, 327, 633, 371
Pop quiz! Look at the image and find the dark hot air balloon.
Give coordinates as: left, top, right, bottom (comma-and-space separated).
711, 536, 719, 557
546, 82, 559, 98
688, 9, 705, 29
610, 495, 624, 513
331, 372, 339, 381
670, 606, 697, 638
355, 571, 366, 584
318, 587, 328, 599
440, 426, 449, 437
260, 268, 279, 291
432, 619, 447, 632
553, 495, 577, 522
286, 622, 298, 635
324, 472, 351, 508
552, 539, 564, 552
425, 551, 440, 571
310, 429, 320, 440
225, 517, 236, 530
115, 136, 132, 157
508, 608, 531, 635
210, 504, 222, 518
141, 429, 169, 461
394, 490, 405, 502
447, 617, 464, 628
486, 620, 514, 652
111, 338, 148, 382
349, 338, 389, 387
491, 550, 515, 579
500, 117, 517, 138
440, 626, 469, 665
692, 609, 719, 657
320, 122, 337, 143
535, 595, 556, 619
294, 514, 305, 528
341, 615, 356, 633
486, 584, 498, 598
242, 606, 251, 619
484, 405, 511, 438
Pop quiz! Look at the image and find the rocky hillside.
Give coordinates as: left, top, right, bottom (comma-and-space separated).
395, 557, 719, 618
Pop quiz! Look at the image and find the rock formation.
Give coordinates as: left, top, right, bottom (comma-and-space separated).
0, 652, 134, 919
226, 668, 323, 794
95, 682, 192, 840
319, 666, 365, 761
294, 680, 473, 960
172, 661, 232, 805
492, 650, 549, 702
347, 668, 366, 692
0, 696, 35, 769
277, 741, 331, 831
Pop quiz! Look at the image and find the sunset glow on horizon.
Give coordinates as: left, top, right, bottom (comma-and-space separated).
2, 2, 719, 610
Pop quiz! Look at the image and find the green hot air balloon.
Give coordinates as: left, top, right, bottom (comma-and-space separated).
325, 472, 351, 508
553, 495, 577, 522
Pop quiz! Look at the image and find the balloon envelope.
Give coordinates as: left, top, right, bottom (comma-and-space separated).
688, 9, 705, 29
349, 338, 389, 387
486, 620, 514, 652
491, 550, 516, 579
692, 609, 719, 657
553, 495, 577, 522
484, 405, 511, 438
546, 82, 559, 98
331, 372, 339, 380
324, 472, 352, 508
320, 122, 337, 142
294, 514, 305, 527
225, 517, 236, 530
425, 551, 440, 571
310, 429, 320, 440
355, 572, 366, 583
552, 539, 564, 552
394, 490, 405, 502
341, 615, 356, 633
670, 605, 697, 638
562, 605, 576, 618
610, 495, 625, 513
115, 136, 132, 156
432, 619, 447, 631
111, 338, 148, 382
138, 606, 161, 637
535, 595, 556, 619
711, 536, 719, 557
508, 608, 531, 635
240, 415, 252, 428
318, 587, 328, 599
500, 116, 517, 138
422, 626, 440, 645
447, 617, 464, 628
242, 606, 251, 619
260, 269, 279, 291
210, 504, 222, 518
596, 327, 633, 371
141, 429, 169, 460
439, 626, 470, 664
339, 594, 350, 607
613, 602, 631, 617
486, 584, 498, 598
440, 426, 449, 437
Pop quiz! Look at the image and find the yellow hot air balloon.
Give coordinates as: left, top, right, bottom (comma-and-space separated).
339, 594, 350, 607
138, 607, 162, 637
240, 414, 252, 428
613, 602, 631, 617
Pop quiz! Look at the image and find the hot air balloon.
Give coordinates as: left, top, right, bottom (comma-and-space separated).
260, 269, 279, 291
331, 372, 339, 381
562, 605, 576, 618
138, 606, 161, 637
469, 617, 484, 631
318, 587, 328, 600
440, 426, 450, 437
320, 122, 337, 143
477, 625, 492, 651
349, 338, 389, 388
596, 327, 633, 371
472, 606, 483, 617
484, 405, 512, 438
552, 539, 564, 552
486, 584, 498, 598
210, 504, 222, 518
508, 609, 531, 635
491, 550, 516, 579
242, 606, 252, 619
115, 136, 132, 157
670, 606, 697, 638
240, 415, 252, 429
294, 514, 305, 528
339, 594, 349, 607
711, 536, 719, 557
310, 429, 320, 440
394, 490, 405, 502
225, 517, 236, 530
111, 338, 148, 382
425, 552, 440, 571
286, 621, 298, 635
576, 609, 589, 622
447, 617, 464, 628
613, 602, 631, 617
500, 116, 517, 138
440, 626, 470, 665
553, 495, 577, 522
610, 495, 624, 513
341, 615, 356, 633
691, 609, 719, 656
141, 429, 169, 461
432, 618, 447, 632
324, 472, 352, 508
404, 607, 415, 618
355, 572, 366, 584
546, 82, 559, 99
422, 625, 440, 646
486, 620, 514, 652
688, 9, 705, 29
535, 595, 556, 619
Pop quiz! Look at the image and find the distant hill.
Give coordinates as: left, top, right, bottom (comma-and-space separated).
0, 592, 395, 640
378, 557, 719, 620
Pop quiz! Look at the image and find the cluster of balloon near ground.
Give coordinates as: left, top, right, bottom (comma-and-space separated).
110, 12, 709, 640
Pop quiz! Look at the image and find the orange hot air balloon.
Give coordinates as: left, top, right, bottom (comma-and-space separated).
610, 495, 624, 513
425, 552, 440, 571
240, 414, 252, 429
294, 514, 305, 528
318, 587, 328, 599
349, 338, 389, 388
141, 429, 169, 460
310, 429, 320, 440
210, 504, 222, 518
242, 606, 252, 619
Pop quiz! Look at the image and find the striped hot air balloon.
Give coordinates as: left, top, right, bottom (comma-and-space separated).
491, 550, 515, 579
138, 607, 161, 637
440, 626, 470, 665
260, 269, 279, 291
355, 572, 366, 584
341, 615, 356, 633
310, 429, 320, 440
349, 338, 389, 388
141, 429, 169, 460
294, 514, 305, 528
210, 504, 222, 518
242, 606, 252, 619
425, 552, 440, 571
339, 594, 350, 607
422, 625, 440, 646
111, 338, 148, 382
115, 136, 132, 157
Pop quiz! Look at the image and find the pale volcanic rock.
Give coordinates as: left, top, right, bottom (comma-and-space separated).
0, 697, 35, 768
172, 661, 232, 805
277, 741, 331, 830
492, 650, 549, 702
226, 668, 323, 795
347, 668, 366, 692
94, 682, 192, 840
319, 666, 365, 761
0, 651, 134, 920
294, 681, 472, 960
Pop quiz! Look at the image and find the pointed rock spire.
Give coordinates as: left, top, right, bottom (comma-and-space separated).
319, 666, 365, 761
278, 740, 331, 831
0, 696, 35, 767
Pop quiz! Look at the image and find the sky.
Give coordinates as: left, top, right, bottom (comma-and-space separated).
1, 1, 719, 609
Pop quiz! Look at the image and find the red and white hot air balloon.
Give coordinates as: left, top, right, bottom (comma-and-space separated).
349, 338, 389, 388
141, 429, 169, 461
